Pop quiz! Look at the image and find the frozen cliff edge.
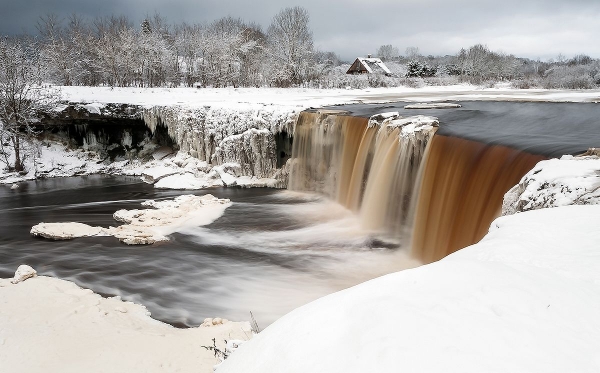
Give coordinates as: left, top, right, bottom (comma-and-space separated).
217, 204, 600, 373
141, 104, 298, 188
0, 266, 252, 373
2, 100, 300, 188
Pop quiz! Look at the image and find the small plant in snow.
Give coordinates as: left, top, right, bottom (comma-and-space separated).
202, 338, 229, 361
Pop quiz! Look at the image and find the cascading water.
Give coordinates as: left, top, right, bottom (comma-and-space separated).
410, 135, 546, 263
289, 110, 549, 264
288, 111, 438, 241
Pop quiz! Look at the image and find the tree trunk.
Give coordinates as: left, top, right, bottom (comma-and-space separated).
12, 135, 24, 172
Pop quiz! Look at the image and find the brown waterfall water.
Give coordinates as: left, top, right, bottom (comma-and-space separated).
290, 110, 550, 264
289, 111, 436, 240
410, 135, 546, 263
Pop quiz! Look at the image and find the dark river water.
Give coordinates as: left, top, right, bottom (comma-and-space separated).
320, 101, 600, 157
0, 176, 415, 327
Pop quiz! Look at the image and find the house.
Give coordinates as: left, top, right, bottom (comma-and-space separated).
346, 55, 392, 76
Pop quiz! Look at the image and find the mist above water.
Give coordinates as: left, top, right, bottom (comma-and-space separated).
0, 177, 418, 327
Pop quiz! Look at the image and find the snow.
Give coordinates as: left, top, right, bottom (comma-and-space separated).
57, 85, 600, 108
11, 265, 37, 284
218, 204, 600, 373
30, 194, 231, 245
0, 268, 252, 373
354, 57, 392, 75
367, 112, 439, 136
404, 102, 462, 109
31, 222, 108, 240
503, 154, 600, 215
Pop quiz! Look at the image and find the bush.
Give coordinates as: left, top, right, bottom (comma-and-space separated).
406, 61, 437, 78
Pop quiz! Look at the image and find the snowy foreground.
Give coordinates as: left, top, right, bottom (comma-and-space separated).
218, 203, 600, 373
0, 266, 252, 373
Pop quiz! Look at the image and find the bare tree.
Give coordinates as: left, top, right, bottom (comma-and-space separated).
376, 44, 399, 62
266, 6, 314, 86
405, 46, 421, 60
0, 38, 59, 172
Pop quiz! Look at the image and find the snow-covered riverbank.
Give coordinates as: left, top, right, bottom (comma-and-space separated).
0, 267, 252, 373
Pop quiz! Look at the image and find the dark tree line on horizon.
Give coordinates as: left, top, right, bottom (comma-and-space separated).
2, 7, 600, 89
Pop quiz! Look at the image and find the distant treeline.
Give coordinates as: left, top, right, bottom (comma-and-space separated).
3, 8, 600, 89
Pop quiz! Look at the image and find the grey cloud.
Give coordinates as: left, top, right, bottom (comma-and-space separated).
1, 0, 599, 61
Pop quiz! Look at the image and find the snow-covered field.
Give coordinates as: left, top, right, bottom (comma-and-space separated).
58, 85, 600, 107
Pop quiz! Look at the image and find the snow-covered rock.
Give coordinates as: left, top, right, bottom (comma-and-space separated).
30, 222, 108, 240
502, 154, 600, 215
218, 205, 600, 373
31, 194, 231, 245
367, 112, 439, 135
140, 166, 181, 184
11, 265, 37, 284
201, 317, 230, 327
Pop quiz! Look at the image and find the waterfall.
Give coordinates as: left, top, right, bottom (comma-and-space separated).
289, 111, 548, 263
410, 135, 546, 263
288, 111, 438, 240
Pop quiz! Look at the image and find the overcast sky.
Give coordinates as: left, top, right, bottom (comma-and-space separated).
2, 0, 600, 61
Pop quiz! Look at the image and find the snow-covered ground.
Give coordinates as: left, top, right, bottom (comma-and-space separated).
218, 204, 600, 373
58, 85, 600, 107
0, 266, 252, 373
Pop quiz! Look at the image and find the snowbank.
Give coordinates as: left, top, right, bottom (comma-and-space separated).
31, 194, 231, 245
503, 154, 600, 215
0, 267, 252, 373
218, 204, 600, 373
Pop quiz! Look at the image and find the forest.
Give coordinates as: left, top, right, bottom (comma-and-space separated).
2, 6, 600, 89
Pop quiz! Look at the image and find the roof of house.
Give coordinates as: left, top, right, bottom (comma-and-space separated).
354, 57, 392, 75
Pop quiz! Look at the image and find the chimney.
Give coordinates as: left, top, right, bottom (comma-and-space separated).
367, 54, 372, 58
